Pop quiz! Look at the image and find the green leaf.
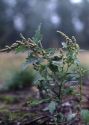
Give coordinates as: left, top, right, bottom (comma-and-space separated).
74, 59, 80, 65
26, 52, 38, 64
48, 101, 57, 114
15, 45, 27, 53
48, 62, 59, 72
29, 99, 42, 106
52, 60, 63, 66
27, 98, 50, 106
64, 87, 74, 95
32, 24, 42, 45
81, 109, 89, 124
67, 113, 76, 121
33, 72, 44, 85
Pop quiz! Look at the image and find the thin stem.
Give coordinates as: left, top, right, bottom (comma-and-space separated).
58, 64, 70, 103
58, 81, 63, 103
79, 71, 82, 108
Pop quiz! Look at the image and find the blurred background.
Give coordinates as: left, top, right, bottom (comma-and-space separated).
0, 0, 89, 49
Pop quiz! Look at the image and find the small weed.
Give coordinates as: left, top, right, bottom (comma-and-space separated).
0, 95, 19, 104
2, 68, 36, 91
0, 25, 85, 124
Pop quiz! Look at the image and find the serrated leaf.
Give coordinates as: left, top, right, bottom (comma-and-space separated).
81, 109, 89, 124
33, 72, 44, 85
67, 113, 76, 121
32, 24, 42, 45
28, 98, 50, 106
48, 101, 57, 114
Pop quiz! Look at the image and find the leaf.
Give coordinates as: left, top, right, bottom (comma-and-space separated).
15, 45, 27, 53
26, 52, 38, 64
52, 60, 63, 66
64, 87, 74, 95
28, 98, 50, 106
48, 101, 57, 114
32, 24, 42, 45
67, 113, 76, 121
20, 33, 26, 40
33, 72, 44, 85
48, 62, 59, 72
21, 62, 31, 70
74, 59, 80, 65
81, 109, 89, 124
21, 52, 40, 70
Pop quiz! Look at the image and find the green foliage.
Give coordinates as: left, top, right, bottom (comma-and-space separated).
27, 97, 50, 106
81, 109, 89, 124
15, 44, 27, 53
3, 69, 35, 91
0, 25, 84, 124
48, 101, 57, 114
79, 64, 89, 79
32, 24, 43, 46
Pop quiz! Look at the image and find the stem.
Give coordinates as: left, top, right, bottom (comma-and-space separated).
58, 64, 70, 103
58, 80, 64, 104
79, 71, 82, 108
51, 88, 60, 98
39, 41, 43, 48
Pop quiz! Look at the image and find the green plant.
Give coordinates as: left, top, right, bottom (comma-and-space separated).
79, 64, 89, 82
0, 95, 19, 104
0, 25, 84, 124
2, 68, 36, 91
81, 109, 89, 125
